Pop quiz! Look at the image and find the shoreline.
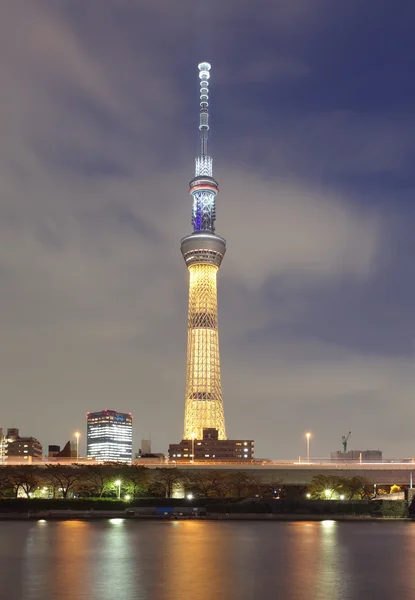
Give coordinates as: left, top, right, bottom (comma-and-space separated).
0, 511, 412, 522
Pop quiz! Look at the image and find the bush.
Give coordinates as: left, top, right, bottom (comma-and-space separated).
0, 498, 126, 512
379, 501, 408, 518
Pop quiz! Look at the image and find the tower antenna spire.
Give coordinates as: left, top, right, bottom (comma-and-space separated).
198, 62, 211, 162
195, 62, 213, 182
190, 62, 218, 232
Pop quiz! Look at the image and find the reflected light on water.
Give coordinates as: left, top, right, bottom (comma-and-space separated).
317, 519, 353, 599
93, 519, 138, 600
321, 519, 336, 527
51, 521, 91, 600
286, 522, 320, 598
108, 518, 125, 525
160, 521, 234, 600
5, 520, 415, 599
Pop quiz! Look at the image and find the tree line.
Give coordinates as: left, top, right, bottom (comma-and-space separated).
0, 464, 391, 501
307, 474, 398, 500
0, 464, 281, 499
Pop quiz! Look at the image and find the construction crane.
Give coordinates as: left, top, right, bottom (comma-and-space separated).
342, 431, 351, 453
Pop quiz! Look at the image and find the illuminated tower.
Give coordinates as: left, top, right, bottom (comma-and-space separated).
181, 62, 227, 441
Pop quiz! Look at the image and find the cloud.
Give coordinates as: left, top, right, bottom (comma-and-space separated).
218, 171, 380, 287
0, 0, 412, 460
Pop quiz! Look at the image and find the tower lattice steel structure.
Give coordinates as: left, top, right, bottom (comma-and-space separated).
181, 62, 227, 441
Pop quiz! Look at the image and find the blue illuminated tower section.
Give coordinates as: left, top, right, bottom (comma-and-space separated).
181, 63, 227, 441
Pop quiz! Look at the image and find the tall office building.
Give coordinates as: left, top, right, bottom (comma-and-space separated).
87, 409, 133, 463
168, 63, 255, 462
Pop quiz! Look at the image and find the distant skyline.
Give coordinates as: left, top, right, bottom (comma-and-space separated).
1, 1, 415, 459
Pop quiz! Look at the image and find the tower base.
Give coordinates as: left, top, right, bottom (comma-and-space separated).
168, 428, 255, 463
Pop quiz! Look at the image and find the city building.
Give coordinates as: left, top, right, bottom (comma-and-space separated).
330, 450, 383, 462
134, 439, 165, 462
5, 428, 42, 459
140, 439, 152, 455
48, 441, 75, 458
169, 428, 254, 462
87, 409, 132, 463
0, 429, 7, 463
168, 62, 255, 461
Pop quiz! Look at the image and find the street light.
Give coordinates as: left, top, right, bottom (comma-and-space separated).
74, 432, 80, 460
191, 432, 196, 463
115, 480, 121, 499
305, 432, 311, 463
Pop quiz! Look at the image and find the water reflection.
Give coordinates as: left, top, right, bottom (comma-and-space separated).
49, 521, 91, 600
317, 520, 352, 599
159, 521, 235, 600
93, 519, 140, 600
285, 522, 320, 598
2, 520, 415, 599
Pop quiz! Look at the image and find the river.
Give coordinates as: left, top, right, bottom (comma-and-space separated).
0, 519, 414, 599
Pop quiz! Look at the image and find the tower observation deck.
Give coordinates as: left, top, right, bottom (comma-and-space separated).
180, 62, 227, 441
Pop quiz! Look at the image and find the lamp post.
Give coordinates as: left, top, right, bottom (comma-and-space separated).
74, 432, 80, 461
305, 432, 311, 463
115, 480, 121, 500
191, 432, 196, 463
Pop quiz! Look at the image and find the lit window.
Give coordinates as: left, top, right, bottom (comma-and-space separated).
244, 442, 248, 446
205, 455, 210, 457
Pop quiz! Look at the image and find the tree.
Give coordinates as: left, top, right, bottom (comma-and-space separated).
4, 466, 41, 498
0, 466, 14, 497
150, 468, 183, 498
119, 465, 149, 498
308, 474, 374, 500
186, 470, 230, 498
226, 471, 258, 498
44, 464, 83, 498
259, 478, 284, 498
308, 474, 342, 499
80, 464, 122, 498
338, 476, 373, 500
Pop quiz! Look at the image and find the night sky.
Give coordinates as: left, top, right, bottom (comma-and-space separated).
1, 0, 415, 459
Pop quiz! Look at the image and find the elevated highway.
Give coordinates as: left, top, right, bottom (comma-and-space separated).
2, 458, 415, 486
163, 461, 415, 486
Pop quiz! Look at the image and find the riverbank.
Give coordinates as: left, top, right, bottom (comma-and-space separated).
0, 510, 412, 522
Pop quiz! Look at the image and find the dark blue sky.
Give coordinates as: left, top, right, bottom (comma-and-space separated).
1, 0, 415, 459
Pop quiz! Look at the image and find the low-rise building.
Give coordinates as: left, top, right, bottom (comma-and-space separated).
168, 428, 255, 462
330, 450, 383, 462
6, 428, 42, 460
48, 441, 76, 458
